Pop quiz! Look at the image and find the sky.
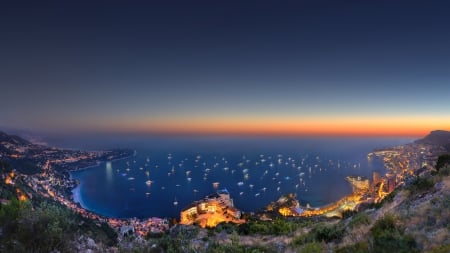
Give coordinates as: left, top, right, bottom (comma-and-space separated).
1, 0, 450, 137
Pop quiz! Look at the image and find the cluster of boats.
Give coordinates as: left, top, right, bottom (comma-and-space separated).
109, 152, 363, 208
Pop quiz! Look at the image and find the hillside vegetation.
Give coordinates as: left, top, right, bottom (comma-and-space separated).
1, 155, 450, 252
0, 162, 117, 253
145, 155, 450, 253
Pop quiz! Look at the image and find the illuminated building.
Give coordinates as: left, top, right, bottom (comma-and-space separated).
180, 189, 244, 228
346, 176, 369, 193
386, 173, 396, 193
372, 171, 381, 185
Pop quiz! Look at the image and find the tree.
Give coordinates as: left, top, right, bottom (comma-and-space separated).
436, 154, 450, 172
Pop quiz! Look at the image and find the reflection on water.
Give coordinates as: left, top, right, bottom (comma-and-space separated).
106, 161, 113, 183
70, 137, 413, 219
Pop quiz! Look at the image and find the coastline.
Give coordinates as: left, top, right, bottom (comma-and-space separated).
71, 184, 86, 208
67, 150, 134, 172
68, 154, 134, 215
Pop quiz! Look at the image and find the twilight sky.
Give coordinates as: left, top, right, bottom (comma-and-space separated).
1, 0, 450, 136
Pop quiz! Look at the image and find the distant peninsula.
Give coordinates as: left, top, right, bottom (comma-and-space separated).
415, 129, 450, 151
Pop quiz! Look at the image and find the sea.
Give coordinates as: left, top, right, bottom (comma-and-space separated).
57, 135, 414, 219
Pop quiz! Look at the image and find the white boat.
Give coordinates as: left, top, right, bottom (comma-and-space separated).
237, 181, 244, 186
173, 198, 178, 206
145, 180, 153, 186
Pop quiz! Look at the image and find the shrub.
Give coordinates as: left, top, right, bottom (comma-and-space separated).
348, 212, 370, 228
407, 177, 434, 196
438, 165, 450, 177
298, 242, 325, 253
336, 241, 369, 253
370, 215, 419, 253
311, 223, 345, 243
436, 154, 450, 172
290, 233, 313, 247
428, 244, 450, 253
206, 242, 277, 253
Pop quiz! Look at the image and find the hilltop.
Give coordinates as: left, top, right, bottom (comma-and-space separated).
0, 130, 132, 174
415, 130, 450, 151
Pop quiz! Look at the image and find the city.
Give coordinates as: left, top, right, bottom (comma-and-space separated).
2, 130, 448, 239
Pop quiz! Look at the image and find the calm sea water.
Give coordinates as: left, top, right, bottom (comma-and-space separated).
67, 136, 413, 219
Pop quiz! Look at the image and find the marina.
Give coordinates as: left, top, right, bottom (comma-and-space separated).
70, 137, 412, 219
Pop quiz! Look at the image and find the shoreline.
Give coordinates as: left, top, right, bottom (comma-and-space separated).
71, 184, 86, 208
68, 151, 134, 172
68, 154, 134, 217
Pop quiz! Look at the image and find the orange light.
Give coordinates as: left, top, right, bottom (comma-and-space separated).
5, 177, 12, 185
88, 115, 450, 137
19, 194, 27, 202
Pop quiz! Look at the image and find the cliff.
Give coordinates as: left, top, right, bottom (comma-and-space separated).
415, 130, 450, 151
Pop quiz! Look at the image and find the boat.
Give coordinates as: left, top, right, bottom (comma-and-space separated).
128, 177, 135, 180
145, 180, 153, 186
237, 181, 244, 186
173, 198, 178, 206
212, 182, 220, 188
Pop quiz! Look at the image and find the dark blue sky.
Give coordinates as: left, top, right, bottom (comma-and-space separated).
1, 0, 450, 135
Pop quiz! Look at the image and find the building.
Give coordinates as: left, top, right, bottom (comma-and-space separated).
372, 171, 381, 185
346, 176, 370, 193
180, 189, 244, 228
386, 173, 396, 193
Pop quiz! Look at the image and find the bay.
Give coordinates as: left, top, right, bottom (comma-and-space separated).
69, 136, 413, 219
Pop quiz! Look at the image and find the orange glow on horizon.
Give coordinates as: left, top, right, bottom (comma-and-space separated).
88, 115, 450, 137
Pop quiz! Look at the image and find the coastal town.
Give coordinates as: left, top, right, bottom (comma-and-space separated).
1, 130, 449, 239
270, 141, 446, 218
0, 132, 169, 237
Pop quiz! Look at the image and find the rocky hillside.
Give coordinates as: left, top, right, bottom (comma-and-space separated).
415, 130, 450, 151
141, 158, 450, 253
